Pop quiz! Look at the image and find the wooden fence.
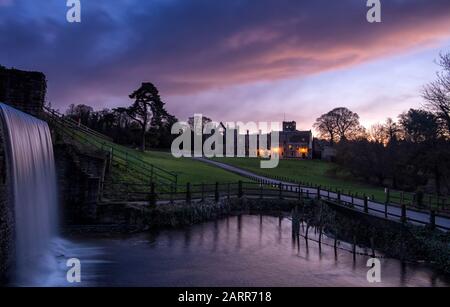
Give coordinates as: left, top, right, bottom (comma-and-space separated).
102, 180, 449, 232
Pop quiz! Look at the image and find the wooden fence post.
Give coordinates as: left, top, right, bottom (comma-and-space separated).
170, 184, 174, 204
186, 183, 191, 203
238, 181, 243, 199
384, 188, 389, 218
201, 183, 205, 202
215, 182, 219, 202
149, 182, 156, 207
401, 204, 407, 223
429, 210, 436, 230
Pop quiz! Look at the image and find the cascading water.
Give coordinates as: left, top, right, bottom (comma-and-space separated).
0, 103, 58, 284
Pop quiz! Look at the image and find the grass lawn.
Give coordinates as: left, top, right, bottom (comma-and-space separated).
138, 150, 245, 185
212, 157, 394, 202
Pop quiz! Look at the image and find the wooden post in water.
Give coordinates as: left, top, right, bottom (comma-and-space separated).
370, 237, 375, 258
317, 186, 321, 200
337, 191, 341, 204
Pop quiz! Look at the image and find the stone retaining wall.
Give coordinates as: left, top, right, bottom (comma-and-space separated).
0, 118, 14, 284
0, 66, 46, 117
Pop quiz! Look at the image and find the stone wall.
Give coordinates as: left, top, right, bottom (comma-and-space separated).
54, 142, 107, 225
0, 66, 46, 117
0, 117, 14, 284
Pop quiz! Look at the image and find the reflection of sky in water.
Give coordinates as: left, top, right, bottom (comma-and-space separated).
35, 215, 450, 287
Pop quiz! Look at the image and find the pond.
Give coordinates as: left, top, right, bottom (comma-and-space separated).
15, 214, 450, 287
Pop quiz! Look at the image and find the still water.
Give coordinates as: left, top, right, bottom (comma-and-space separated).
51, 215, 449, 287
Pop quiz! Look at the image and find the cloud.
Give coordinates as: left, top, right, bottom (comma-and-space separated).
1, 0, 450, 111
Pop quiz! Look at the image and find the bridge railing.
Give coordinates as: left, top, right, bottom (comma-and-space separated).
207, 160, 450, 215
101, 179, 449, 231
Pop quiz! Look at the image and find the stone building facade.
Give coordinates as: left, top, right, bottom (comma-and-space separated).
278, 121, 313, 159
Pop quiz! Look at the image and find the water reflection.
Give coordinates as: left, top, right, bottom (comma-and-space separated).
53, 215, 450, 287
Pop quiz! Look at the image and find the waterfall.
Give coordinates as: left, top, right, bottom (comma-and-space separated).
0, 103, 58, 284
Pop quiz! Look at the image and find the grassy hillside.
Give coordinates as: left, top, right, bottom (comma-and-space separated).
64, 127, 244, 185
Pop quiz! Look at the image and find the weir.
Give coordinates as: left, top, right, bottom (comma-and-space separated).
0, 103, 58, 283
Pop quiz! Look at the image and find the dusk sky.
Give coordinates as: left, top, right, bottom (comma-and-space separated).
1, 0, 450, 132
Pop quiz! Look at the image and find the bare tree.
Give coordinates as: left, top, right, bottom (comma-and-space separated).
314, 107, 361, 143
384, 117, 401, 142
423, 53, 450, 135
332, 107, 361, 141
313, 112, 337, 144
369, 123, 387, 144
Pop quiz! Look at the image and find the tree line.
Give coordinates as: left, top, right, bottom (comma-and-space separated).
314, 53, 450, 195
64, 82, 177, 151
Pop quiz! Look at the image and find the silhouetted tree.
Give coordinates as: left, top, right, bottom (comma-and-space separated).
423, 53, 450, 135
314, 107, 361, 144
125, 82, 176, 151
314, 111, 337, 144
399, 109, 440, 143
66, 104, 94, 126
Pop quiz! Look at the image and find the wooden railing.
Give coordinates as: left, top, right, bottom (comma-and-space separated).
101, 179, 449, 232
43, 106, 178, 191
208, 163, 450, 214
